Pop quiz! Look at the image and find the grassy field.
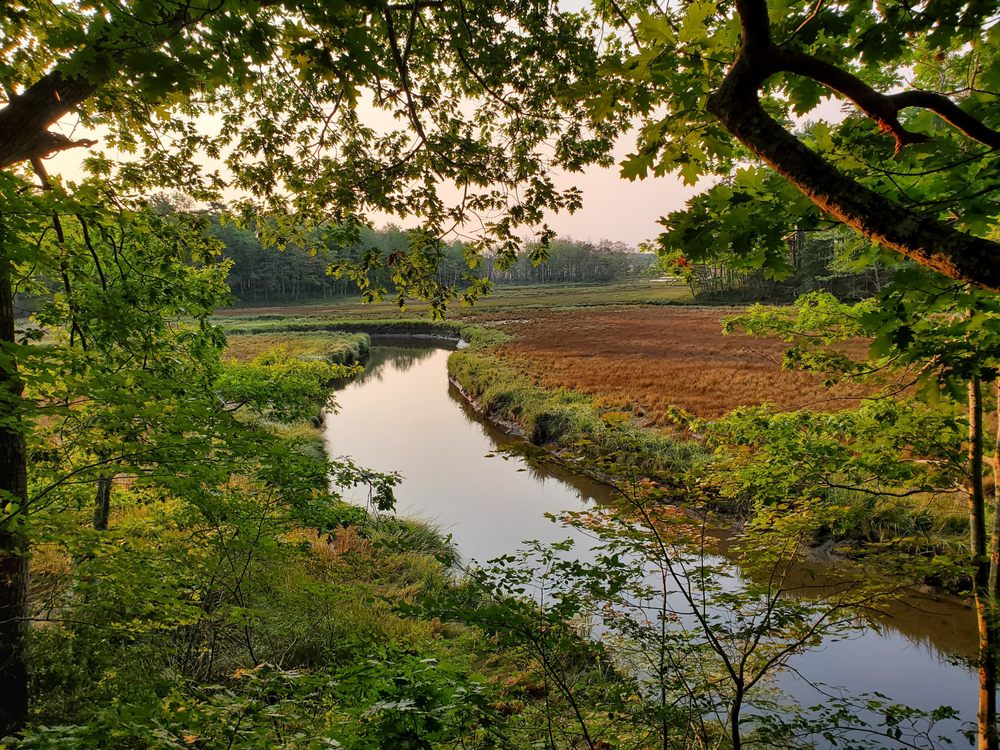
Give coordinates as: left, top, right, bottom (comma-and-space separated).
216, 281, 872, 422
489, 307, 872, 422
224, 331, 370, 363
220, 309, 968, 579
218, 279, 693, 320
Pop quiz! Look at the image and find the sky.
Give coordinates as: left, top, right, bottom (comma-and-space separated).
541, 152, 710, 246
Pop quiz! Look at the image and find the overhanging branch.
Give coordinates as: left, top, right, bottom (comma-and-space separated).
708, 0, 1000, 290
776, 48, 1000, 152
0, 73, 102, 169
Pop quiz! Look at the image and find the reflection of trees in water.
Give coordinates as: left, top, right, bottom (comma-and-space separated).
447, 383, 616, 506
354, 346, 440, 385
448, 381, 978, 668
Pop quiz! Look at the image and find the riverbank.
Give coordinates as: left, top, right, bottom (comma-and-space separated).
20, 326, 660, 749
447, 342, 704, 485
321, 335, 982, 747
446, 322, 971, 592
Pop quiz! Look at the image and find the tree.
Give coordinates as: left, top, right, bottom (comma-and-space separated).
0, 0, 617, 732
699, 284, 1000, 749
590, 0, 1000, 288
429, 446, 955, 749
585, 6, 1000, 745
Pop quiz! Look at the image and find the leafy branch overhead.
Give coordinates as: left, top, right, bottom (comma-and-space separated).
0, 0, 613, 274
597, 0, 1000, 289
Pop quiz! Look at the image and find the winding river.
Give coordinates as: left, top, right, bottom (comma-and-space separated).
324, 341, 980, 743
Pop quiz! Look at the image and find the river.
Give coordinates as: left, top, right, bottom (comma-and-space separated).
324, 341, 980, 744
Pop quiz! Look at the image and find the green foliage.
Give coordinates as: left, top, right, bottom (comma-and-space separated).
219, 317, 463, 338
4, 0, 996, 743
218, 347, 360, 422
457, 325, 512, 350
214, 219, 652, 307
2, 0, 627, 315
222, 331, 370, 367
725, 285, 1000, 397
704, 285, 1000, 579
11, 465, 491, 748
586, 0, 1000, 281
418, 465, 951, 749
700, 400, 963, 515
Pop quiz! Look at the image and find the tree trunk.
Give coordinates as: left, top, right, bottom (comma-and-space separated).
93, 475, 113, 531
968, 377, 998, 750
0, 251, 29, 735
706, 3, 1000, 292
730, 682, 744, 750
985, 378, 1000, 750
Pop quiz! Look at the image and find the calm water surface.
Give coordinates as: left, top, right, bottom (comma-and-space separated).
324, 343, 979, 740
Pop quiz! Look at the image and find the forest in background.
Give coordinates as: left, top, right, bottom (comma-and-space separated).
212, 219, 656, 304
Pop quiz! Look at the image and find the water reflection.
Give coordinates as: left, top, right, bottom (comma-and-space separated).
324, 345, 599, 561
448, 385, 618, 506
350, 341, 443, 386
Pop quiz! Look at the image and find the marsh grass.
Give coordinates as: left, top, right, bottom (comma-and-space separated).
224, 331, 371, 365
491, 306, 873, 422
449, 345, 705, 480
215, 279, 693, 320
453, 323, 970, 564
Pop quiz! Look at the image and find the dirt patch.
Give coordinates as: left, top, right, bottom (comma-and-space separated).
496, 307, 873, 422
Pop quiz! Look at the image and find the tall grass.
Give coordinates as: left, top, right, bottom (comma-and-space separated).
224, 331, 371, 366
449, 329, 704, 480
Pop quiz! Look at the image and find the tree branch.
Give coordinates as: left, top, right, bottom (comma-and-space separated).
382, 7, 428, 145
707, 0, 1000, 290
776, 48, 1000, 152
0, 73, 102, 169
0, 1, 253, 170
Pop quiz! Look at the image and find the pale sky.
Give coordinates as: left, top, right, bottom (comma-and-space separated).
542, 154, 710, 246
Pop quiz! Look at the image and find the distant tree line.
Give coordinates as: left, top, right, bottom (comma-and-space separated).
483, 239, 655, 286
675, 229, 892, 304
210, 220, 654, 304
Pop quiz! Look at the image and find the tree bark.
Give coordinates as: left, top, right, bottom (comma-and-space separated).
0, 246, 29, 735
991, 381, 1000, 602
730, 683, 744, 750
93, 476, 113, 531
707, 0, 1000, 291
968, 377, 998, 750
0, 71, 99, 169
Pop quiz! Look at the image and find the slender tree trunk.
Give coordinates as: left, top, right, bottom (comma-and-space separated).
93, 475, 113, 531
985, 379, 1000, 750
968, 377, 998, 750
991, 381, 1000, 602
730, 683, 743, 750
0, 250, 29, 735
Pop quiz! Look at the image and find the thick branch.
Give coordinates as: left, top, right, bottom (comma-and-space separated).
708, 0, 1000, 290
890, 89, 1000, 149
0, 0, 253, 170
733, 0, 771, 57
386, 0, 444, 8
776, 48, 1000, 152
775, 49, 930, 151
708, 60, 1000, 290
0, 71, 102, 169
